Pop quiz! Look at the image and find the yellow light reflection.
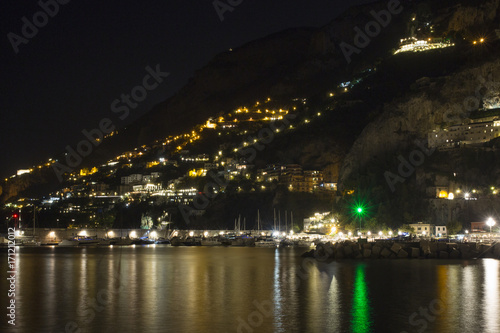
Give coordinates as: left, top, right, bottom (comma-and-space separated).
435, 265, 449, 332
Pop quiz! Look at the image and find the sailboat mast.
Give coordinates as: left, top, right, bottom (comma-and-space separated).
273, 208, 276, 231
285, 210, 287, 233
278, 210, 281, 232
33, 205, 36, 236
257, 210, 260, 232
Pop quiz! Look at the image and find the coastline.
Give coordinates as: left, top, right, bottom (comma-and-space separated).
302, 240, 500, 260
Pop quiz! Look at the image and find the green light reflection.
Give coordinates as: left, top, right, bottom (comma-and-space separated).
350, 264, 372, 333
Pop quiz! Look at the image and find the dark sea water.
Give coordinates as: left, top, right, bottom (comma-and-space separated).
1, 246, 499, 333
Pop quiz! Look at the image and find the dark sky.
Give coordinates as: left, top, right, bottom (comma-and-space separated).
0, 0, 374, 178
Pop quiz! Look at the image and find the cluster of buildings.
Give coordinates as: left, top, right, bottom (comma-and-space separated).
120, 172, 163, 193
303, 212, 336, 233
257, 164, 330, 193
428, 112, 500, 150
409, 222, 448, 237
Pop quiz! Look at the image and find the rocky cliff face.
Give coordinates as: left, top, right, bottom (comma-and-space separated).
93, 1, 410, 164
447, 0, 500, 32
339, 58, 500, 187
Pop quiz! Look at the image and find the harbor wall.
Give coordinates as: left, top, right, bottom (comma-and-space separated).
303, 240, 500, 260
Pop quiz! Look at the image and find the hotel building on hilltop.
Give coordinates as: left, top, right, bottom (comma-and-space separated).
394, 37, 454, 54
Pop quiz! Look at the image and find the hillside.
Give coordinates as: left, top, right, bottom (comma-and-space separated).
2, 0, 500, 232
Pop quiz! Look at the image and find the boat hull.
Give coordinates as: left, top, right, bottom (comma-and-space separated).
59, 239, 99, 246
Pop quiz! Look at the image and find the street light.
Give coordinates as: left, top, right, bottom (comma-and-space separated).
353, 202, 368, 232
355, 206, 363, 231
486, 218, 496, 240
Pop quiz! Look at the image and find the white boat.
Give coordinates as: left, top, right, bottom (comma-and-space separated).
59, 236, 99, 246
255, 238, 279, 247
98, 239, 114, 246
19, 238, 41, 247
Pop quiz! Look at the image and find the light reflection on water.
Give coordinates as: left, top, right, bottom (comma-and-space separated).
350, 264, 371, 333
1, 247, 499, 333
483, 259, 499, 333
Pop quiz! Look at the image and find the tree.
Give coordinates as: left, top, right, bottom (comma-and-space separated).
344, 221, 357, 233
400, 224, 415, 234
446, 220, 462, 235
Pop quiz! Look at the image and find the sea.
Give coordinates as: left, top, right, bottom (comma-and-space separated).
1, 246, 499, 333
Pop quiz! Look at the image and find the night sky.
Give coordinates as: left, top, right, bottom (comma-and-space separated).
0, 0, 375, 178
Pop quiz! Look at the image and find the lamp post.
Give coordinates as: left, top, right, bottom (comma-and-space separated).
356, 207, 363, 232
486, 218, 496, 242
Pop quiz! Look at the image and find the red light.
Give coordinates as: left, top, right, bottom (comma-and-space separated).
12, 214, 18, 218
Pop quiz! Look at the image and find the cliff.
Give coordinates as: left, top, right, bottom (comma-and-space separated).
339, 57, 500, 188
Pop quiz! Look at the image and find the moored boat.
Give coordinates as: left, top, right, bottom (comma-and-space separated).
59, 236, 99, 246
131, 237, 155, 245
171, 237, 201, 246
155, 238, 171, 245
114, 238, 134, 246
255, 237, 279, 247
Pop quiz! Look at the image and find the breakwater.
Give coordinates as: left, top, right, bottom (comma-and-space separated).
303, 240, 500, 260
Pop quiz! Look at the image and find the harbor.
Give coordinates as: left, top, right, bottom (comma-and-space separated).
0, 228, 320, 248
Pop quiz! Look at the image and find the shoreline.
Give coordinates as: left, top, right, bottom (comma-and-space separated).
302, 240, 500, 260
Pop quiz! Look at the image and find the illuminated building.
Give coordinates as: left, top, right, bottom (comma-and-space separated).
394, 37, 454, 54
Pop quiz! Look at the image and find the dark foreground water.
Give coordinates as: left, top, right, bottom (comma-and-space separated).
1, 246, 499, 333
